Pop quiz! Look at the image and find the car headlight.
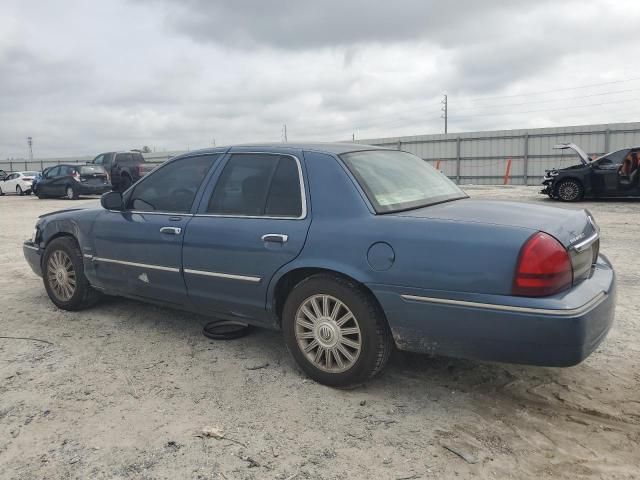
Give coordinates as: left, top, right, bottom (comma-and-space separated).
31, 227, 39, 243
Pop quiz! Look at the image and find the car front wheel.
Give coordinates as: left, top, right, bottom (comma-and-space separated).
42, 237, 101, 310
556, 179, 584, 202
282, 274, 393, 387
17, 185, 23, 196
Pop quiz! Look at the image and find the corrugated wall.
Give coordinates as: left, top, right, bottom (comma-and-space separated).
4, 122, 640, 185
358, 122, 640, 185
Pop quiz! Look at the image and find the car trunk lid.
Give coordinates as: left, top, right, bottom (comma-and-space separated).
393, 198, 599, 283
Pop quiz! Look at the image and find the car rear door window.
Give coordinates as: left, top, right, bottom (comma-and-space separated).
127, 155, 216, 213
207, 154, 302, 217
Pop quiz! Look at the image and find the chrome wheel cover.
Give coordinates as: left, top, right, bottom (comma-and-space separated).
558, 181, 579, 201
47, 250, 76, 301
295, 294, 361, 373
66, 187, 74, 199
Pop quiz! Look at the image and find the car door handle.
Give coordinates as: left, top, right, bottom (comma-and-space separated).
261, 233, 288, 243
160, 227, 182, 235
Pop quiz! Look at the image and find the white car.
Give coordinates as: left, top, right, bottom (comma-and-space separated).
0, 171, 39, 196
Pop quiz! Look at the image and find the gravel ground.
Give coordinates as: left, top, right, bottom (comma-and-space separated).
0, 187, 638, 480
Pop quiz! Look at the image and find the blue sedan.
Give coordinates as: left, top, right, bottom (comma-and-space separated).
23, 144, 615, 386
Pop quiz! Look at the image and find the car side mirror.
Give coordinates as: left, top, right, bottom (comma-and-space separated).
101, 191, 124, 211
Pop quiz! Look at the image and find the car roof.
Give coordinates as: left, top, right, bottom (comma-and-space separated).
180, 142, 389, 158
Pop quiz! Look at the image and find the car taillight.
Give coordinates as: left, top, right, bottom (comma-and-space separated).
137, 165, 144, 176
512, 232, 573, 297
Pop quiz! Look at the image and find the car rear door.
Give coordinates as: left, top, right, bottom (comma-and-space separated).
89, 154, 219, 304
182, 150, 311, 323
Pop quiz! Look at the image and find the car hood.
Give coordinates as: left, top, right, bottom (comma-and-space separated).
553, 143, 591, 166
392, 199, 597, 248
38, 207, 92, 219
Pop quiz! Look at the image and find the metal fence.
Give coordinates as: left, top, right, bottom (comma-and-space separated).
4, 122, 640, 185
357, 122, 640, 185
0, 151, 180, 174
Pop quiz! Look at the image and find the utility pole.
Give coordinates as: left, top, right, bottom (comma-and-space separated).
27, 137, 34, 169
352, 132, 355, 142
282, 124, 288, 143
441, 94, 448, 134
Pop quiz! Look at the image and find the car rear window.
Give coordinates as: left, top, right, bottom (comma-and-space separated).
340, 150, 467, 213
79, 166, 106, 174
116, 153, 145, 164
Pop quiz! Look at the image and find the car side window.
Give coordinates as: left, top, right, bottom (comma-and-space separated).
601, 149, 629, 166
93, 155, 104, 165
207, 154, 303, 217
126, 155, 216, 213
47, 167, 61, 178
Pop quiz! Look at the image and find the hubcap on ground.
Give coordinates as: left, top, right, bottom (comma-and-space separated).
47, 250, 76, 301
295, 294, 362, 373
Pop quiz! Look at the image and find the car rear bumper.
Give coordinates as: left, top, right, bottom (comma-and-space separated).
369, 254, 615, 367
23, 240, 42, 277
77, 183, 112, 195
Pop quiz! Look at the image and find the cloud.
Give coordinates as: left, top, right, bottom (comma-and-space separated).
0, 0, 639, 159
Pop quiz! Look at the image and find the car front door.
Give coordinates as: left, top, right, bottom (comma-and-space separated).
89, 154, 219, 304
2, 173, 17, 193
182, 151, 311, 323
591, 149, 628, 195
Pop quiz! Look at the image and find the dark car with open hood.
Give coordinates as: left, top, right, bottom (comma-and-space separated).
541, 143, 640, 201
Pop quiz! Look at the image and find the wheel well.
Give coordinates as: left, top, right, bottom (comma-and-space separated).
272, 267, 384, 326
44, 232, 77, 248
40, 233, 78, 268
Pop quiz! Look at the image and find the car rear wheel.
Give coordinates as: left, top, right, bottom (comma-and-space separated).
556, 179, 584, 202
66, 186, 78, 200
43, 237, 101, 310
0, 186, 4, 196
282, 274, 393, 387
17, 185, 23, 196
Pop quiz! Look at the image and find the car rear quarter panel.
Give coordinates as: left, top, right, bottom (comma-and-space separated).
268, 151, 534, 314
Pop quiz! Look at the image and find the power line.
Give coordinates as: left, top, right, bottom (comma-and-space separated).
461, 88, 640, 110
457, 76, 640, 103
452, 96, 640, 119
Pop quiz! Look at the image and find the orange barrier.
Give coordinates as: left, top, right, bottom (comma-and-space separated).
503, 158, 512, 185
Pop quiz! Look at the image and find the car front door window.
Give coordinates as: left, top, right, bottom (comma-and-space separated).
127, 155, 216, 213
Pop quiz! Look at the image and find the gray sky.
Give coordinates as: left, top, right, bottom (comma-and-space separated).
1, 0, 640, 158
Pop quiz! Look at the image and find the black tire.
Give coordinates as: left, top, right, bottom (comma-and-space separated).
0, 186, 4, 196
65, 185, 79, 200
282, 274, 393, 387
42, 237, 101, 311
202, 320, 251, 340
119, 175, 132, 192
556, 179, 584, 202
17, 185, 24, 196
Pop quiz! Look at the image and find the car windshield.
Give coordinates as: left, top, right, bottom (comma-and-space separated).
79, 165, 106, 174
340, 150, 467, 213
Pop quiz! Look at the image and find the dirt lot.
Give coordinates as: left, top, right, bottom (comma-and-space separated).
0, 186, 638, 479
